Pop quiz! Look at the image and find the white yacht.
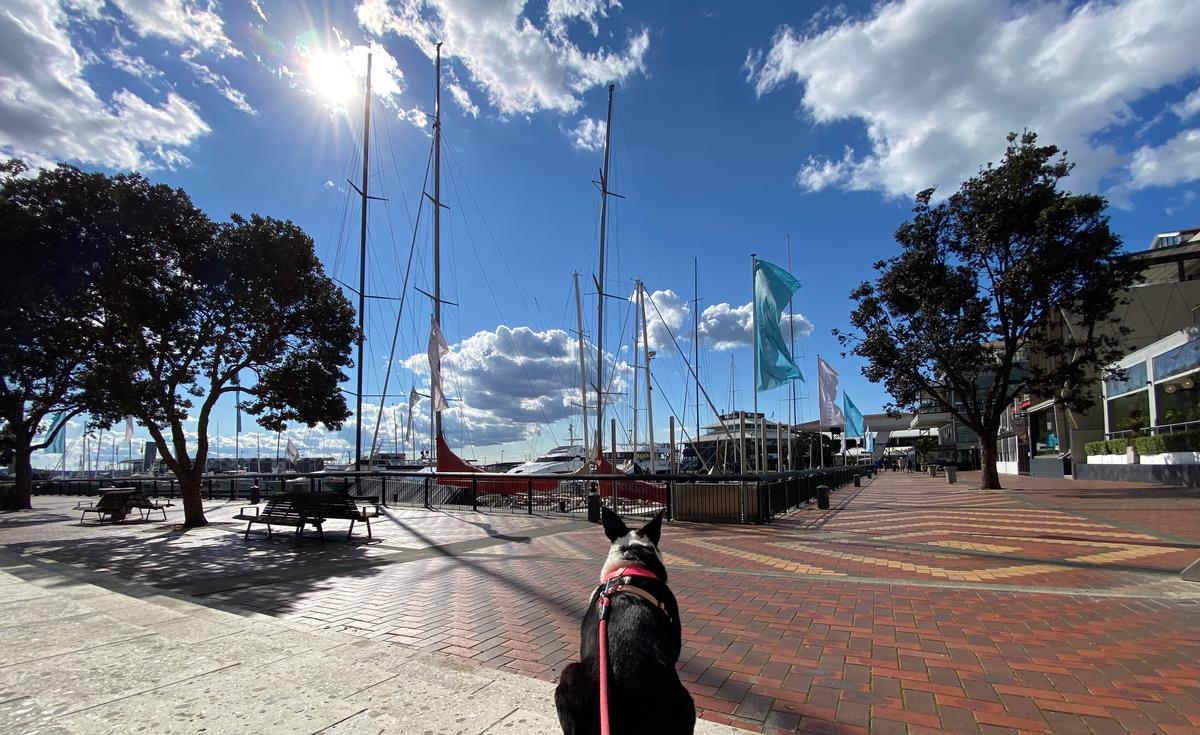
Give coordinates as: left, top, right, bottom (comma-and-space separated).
506, 445, 587, 475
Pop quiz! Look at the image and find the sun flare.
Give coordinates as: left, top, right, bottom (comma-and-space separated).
307, 51, 355, 105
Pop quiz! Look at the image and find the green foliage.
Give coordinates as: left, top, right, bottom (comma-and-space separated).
834, 131, 1137, 488
1085, 430, 1200, 456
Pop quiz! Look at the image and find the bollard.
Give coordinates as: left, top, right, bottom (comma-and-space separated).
817, 484, 831, 510
945, 467, 957, 484
249, 483, 261, 504
928, 465, 937, 477
587, 488, 601, 523
853, 475, 861, 487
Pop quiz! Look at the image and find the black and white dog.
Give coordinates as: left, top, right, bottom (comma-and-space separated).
555, 507, 696, 735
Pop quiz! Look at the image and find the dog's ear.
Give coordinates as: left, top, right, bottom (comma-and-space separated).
639, 510, 664, 546
601, 506, 630, 542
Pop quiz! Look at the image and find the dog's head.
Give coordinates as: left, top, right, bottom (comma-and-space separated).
600, 507, 667, 582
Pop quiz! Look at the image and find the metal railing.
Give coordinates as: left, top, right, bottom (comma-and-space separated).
32, 466, 870, 525
1105, 418, 1200, 440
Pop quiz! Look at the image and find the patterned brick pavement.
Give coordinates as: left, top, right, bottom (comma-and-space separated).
5, 472, 1200, 734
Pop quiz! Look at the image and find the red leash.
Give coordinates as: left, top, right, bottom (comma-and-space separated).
595, 565, 662, 735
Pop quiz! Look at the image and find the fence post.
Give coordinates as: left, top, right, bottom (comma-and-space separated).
527, 479, 534, 516
423, 476, 431, 509
472, 476, 478, 512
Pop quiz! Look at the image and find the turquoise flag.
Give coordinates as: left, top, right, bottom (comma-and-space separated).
844, 393, 864, 437
42, 412, 67, 453
754, 259, 804, 392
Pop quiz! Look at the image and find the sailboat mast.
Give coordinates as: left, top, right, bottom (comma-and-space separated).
432, 42, 443, 448
639, 282, 655, 474
354, 52, 373, 472
632, 282, 639, 466
693, 258, 700, 450
573, 272, 589, 459
594, 83, 614, 458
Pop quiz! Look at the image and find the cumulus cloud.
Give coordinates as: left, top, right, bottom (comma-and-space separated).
546, 0, 620, 38
110, 0, 240, 57
569, 116, 606, 151
446, 82, 478, 117
356, 0, 648, 116
1173, 89, 1200, 121
0, 1, 210, 170
1125, 128, 1200, 191
108, 46, 163, 81
0, 0, 211, 171
699, 301, 813, 351
403, 324, 628, 446
638, 289, 688, 353
748, 0, 1200, 198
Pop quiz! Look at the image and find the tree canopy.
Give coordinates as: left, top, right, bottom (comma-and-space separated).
835, 132, 1137, 489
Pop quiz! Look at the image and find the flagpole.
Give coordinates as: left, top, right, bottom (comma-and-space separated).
817, 354, 824, 469
750, 253, 758, 474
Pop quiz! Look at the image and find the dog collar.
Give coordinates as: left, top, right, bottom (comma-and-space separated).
595, 565, 677, 625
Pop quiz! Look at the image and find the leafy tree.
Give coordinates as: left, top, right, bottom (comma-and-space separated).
0, 162, 114, 509
835, 132, 1136, 490
87, 204, 356, 527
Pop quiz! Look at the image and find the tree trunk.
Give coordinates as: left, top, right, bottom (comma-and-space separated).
178, 472, 208, 528
979, 438, 1002, 490
10, 445, 33, 510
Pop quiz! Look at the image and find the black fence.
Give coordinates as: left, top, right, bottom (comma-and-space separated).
32, 465, 870, 525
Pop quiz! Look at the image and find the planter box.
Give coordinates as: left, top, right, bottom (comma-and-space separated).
1088, 451, 1200, 465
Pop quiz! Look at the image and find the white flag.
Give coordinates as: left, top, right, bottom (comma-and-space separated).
286, 437, 299, 462
428, 317, 450, 413
818, 357, 844, 427
124, 416, 135, 442
405, 388, 418, 444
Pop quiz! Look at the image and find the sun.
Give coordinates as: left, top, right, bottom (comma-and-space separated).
307, 51, 355, 105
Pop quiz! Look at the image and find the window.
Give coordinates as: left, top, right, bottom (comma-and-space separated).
1107, 390, 1150, 433
1155, 370, 1200, 426
1153, 338, 1200, 381
1029, 408, 1059, 456
1105, 361, 1148, 397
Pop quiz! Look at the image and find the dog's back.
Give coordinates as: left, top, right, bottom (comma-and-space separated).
555, 509, 695, 734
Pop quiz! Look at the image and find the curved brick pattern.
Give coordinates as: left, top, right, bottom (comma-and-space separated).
5, 472, 1200, 734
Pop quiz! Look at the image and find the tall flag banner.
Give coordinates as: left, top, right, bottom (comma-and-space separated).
428, 317, 450, 413
753, 259, 804, 391
142, 441, 157, 472
843, 393, 864, 437
43, 411, 67, 453
405, 388, 419, 444
124, 416, 135, 442
817, 357, 844, 427
866, 431, 875, 454
286, 437, 300, 463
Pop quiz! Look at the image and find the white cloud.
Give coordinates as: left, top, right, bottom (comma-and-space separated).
1174, 88, 1200, 121
569, 116, 606, 151
446, 82, 478, 117
639, 289, 687, 353
110, 0, 240, 57
700, 301, 813, 351
181, 48, 256, 114
0, 0, 209, 170
546, 0, 620, 38
249, 0, 267, 23
403, 324, 627, 446
108, 46, 163, 81
297, 39, 407, 118
748, 0, 1200, 199
356, 0, 649, 116
1126, 128, 1200, 191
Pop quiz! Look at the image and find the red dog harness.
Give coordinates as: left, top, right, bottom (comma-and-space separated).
594, 565, 678, 735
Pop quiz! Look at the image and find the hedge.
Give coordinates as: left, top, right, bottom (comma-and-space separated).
1084, 429, 1200, 456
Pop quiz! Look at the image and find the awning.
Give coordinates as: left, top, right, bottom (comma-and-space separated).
1025, 398, 1056, 414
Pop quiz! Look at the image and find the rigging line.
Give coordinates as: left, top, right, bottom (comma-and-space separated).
440, 141, 565, 448
649, 370, 709, 473
645, 283, 740, 448
615, 115, 669, 295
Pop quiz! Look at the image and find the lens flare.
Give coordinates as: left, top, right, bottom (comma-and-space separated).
307, 51, 355, 105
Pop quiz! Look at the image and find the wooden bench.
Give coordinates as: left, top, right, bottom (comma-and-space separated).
79, 490, 135, 524
304, 492, 373, 540
233, 494, 324, 545
129, 490, 169, 521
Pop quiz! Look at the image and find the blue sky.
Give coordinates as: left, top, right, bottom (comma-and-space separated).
8, 0, 1200, 469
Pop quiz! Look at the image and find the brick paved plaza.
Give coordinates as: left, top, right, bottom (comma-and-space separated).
3, 472, 1199, 734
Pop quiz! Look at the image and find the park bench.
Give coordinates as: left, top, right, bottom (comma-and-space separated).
129, 490, 170, 521
233, 494, 325, 545
79, 489, 135, 524
303, 492, 374, 540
